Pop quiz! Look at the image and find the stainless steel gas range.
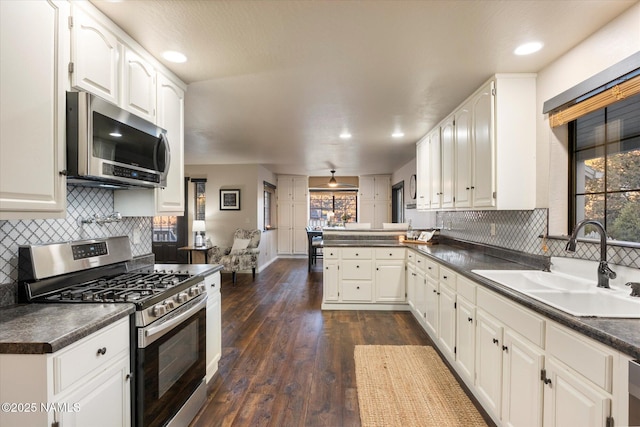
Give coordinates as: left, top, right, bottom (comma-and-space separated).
18, 236, 207, 427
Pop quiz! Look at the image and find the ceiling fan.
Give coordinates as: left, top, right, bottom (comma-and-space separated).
320, 170, 357, 189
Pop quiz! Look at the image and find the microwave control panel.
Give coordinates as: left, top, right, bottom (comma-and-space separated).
103, 164, 160, 183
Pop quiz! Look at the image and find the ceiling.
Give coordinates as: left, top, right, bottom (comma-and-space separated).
90, 0, 637, 177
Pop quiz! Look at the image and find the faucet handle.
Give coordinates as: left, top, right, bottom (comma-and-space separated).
626, 282, 640, 297
599, 261, 617, 279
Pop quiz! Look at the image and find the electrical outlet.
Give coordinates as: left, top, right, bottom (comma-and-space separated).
133, 226, 141, 244
490, 223, 496, 237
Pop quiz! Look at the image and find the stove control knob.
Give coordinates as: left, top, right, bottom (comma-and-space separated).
152, 304, 166, 317
175, 292, 188, 304
188, 286, 202, 297
164, 300, 176, 310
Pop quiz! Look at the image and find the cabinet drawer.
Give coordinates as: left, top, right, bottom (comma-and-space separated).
342, 281, 373, 302
341, 248, 372, 259
407, 251, 415, 264
477, 287, 545, 347
546, 323, 613, 392
342, 260, 373, 280
424, 258, 439, 279
375, 248, 406, 260
205, 271, 221, 298
324, 248, 339, 259
457, 275, 477, 303
439, 267, 456, 290
54, 317, 129, 395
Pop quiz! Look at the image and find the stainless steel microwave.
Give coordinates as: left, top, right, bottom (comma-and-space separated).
66, 91, 170, 189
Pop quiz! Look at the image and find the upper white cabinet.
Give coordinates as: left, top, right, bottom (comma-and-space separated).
359, 175, 391, 228
416, 74, 536, 210
0, 0, 69, 220
122, 46, 157, 123
277, 175, 308, 255
416, 136, 429, 210
70, 5, 120, 105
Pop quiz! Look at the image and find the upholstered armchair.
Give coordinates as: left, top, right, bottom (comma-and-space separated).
207, 228, 261, 285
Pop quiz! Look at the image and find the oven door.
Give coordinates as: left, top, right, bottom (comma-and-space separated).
136, 294, 207, 427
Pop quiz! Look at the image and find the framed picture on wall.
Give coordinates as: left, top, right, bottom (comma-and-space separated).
220, 189, 241, 210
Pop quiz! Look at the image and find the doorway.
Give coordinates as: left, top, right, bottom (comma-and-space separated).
391, 181, 404, 223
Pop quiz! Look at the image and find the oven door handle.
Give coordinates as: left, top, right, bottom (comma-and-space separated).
141, 294, 207, 347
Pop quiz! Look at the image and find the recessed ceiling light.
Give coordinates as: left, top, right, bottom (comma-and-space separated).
392, 131, 404, 138
514, 42, 543, 56
339, 132, 352, 139
162, 50, 187, 63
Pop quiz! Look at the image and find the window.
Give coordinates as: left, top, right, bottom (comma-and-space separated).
570, 92, 640, 243
264, 181, 276, 230
193, 180, 206, 220
153, 216, 178, 242
309, 190, 357, 227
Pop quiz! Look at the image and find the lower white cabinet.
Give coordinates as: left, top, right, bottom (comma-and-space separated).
321, 247, 406, 309
404, 248, 627, 427
205, 270, 222, 383
0, 317, 131, 427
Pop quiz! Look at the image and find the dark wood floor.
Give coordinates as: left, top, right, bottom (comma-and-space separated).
190, 258, 435, 427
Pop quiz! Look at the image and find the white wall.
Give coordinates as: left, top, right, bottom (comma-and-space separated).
536, 3, 640, 235
185, 164, 278, 271
392, 158, 437, 229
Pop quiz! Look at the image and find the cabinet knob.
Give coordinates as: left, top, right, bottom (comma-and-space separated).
466, 187, 470, 190
357, 286, 360, 289
433, 289, 437, 293
502, 345, 509, 353
468, 317, 473, 323
443, 275, 447, 279
492, 338, 499, 345
97, 347, 107, 356
356, 265, 360, 268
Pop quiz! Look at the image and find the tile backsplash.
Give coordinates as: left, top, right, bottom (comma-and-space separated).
0, 186, 152, 285
436, 209, 640, 269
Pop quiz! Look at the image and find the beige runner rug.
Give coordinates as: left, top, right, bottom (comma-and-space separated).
354, 345, 488, 427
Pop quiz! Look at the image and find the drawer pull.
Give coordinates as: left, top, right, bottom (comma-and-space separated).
443, 275, 448, 279
97, 347, 107, 356
355, 253, 359, 256
356, 265, 360, 268
389, 253, 393, 256
357, 286, 360, 289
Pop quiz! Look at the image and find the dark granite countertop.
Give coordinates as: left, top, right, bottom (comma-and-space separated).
155, 263, 223, 276
324, 239, 405, 247
0, 303, 134, 354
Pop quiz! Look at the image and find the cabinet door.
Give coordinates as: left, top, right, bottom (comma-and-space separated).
323, 260, 340, 301
122, 46, 156, 122
292, 176, 308, 201
501, 330, 544, 427
359, 176, 376, 200
0, 0, 68, 219
71, 6, 120, 104
414, 270, 427, 325
543, 357, 611, 427
454, 103, 472, 208
155, 73, 185, 214
277, 202, 292, 254
292, 201, 308, 254
424, 277, 439, 338
472, 81, 495, 208
438, 283, 457, 361
475, 310, 504, 418
456, 296, 476, 383
374, 175, 390, 201
406, 263, 416, 310
277, 177, 293, 201
440, 115, 455, 208
58, 356, 131, 427
375, 260, 406, 302
373, 200, 390, 228
206, 272, 222, 383
359, 199, 375, 224
429, 129, 442, 210
416, 138, 429, 210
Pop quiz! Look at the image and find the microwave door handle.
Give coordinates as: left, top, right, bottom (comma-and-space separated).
159, 132, 171, 181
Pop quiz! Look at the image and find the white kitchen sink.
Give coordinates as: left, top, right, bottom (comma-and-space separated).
472, 268, 640, 318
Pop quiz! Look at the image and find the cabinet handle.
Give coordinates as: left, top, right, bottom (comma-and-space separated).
466, 187, 470, 190
443, 275, 447, 279
97, 347, 107, 356
357, 286, 360, 289
544, 378, 552, 387
433, 289, 437, 293
355, 253, 359, 256
492, 338, 499, 345
468, 317, 473, 323
356, 265, 360, 268
502, 345, 509, 353
126, 373, 133, 381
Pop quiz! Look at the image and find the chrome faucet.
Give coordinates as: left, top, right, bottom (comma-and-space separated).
565, 220, 616, 288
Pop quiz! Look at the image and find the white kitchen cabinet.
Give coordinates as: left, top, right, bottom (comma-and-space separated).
323, 259, 340, 301
114, 73, 185, 216
470, 81, 495, 207
70, 5, 120, 105
205, 271, 222, 383
374, 248, 406, 303
424, 276, 439, 338
0, 0, 69, 220
475, 309, 504, 417
406, 257, 417, 312
358, 175, 391, 227
454, 101, 472, 208
438, 281, 457, 361
429, 128, 442, 210
416, 137, 429, 210
0, 317, 131, 427
277, 175, 308, 255
122, 45, 156, 123
440, 115, 455, 209
455, 295, 476, 383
